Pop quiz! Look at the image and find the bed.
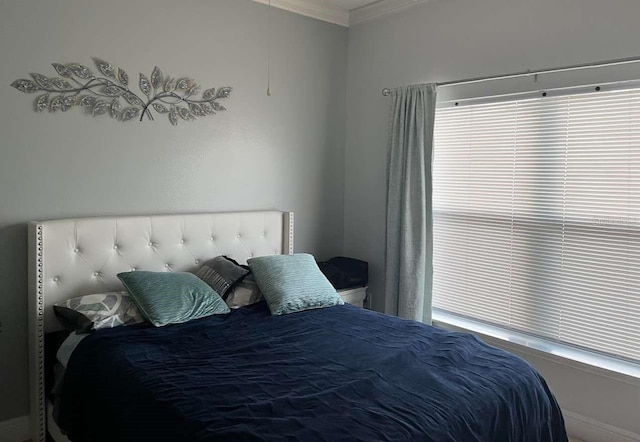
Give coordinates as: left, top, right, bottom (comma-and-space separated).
28, 210, 567, 442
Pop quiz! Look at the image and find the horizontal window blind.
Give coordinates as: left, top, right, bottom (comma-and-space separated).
433, 87, 640, 363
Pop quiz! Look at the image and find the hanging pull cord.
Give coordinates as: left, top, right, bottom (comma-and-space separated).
267, 0, 272, 96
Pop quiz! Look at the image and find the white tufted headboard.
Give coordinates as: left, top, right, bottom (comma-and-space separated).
27, 210, 293, 442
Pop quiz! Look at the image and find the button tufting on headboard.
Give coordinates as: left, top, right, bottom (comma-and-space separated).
31, 210, 290, 334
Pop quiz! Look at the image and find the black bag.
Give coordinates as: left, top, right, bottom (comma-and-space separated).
318, 257, 368, 290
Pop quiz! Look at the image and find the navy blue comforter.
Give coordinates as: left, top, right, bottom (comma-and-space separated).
58, 302, 567, 441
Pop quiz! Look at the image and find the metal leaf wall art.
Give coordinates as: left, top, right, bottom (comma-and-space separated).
11, 58, 232, 126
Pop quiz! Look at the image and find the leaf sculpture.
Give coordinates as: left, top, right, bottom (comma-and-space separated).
11, 58, 232, 125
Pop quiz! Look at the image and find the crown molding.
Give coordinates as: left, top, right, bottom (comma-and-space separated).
251, 0, 349, 27
349, 0, 433, 26
250, 0, 435, 28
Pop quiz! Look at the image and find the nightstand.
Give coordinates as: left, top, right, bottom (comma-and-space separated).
338, 286, 367, 307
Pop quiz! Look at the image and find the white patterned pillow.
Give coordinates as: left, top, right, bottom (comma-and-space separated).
225, 276, 263, 309
54, 292, 145, 333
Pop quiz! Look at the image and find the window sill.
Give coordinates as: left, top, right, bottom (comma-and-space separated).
432, 310, 640, 386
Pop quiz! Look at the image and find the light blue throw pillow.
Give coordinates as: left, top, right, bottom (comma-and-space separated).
248, 253, 344, 316
117, 271, 230, 327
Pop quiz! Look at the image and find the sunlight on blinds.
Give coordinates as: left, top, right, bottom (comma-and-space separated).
433, 88, 640, 363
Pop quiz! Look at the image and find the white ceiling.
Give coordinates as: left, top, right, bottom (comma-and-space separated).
320, 0, 381, 11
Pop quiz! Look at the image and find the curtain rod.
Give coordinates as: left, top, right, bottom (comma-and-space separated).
381, 55, 640, 96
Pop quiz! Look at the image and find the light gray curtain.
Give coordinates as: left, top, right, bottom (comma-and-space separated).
384, 84, 437, 324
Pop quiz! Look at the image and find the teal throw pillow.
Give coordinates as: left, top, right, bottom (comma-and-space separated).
248, 253, 343, 316
117, 271, 230, 326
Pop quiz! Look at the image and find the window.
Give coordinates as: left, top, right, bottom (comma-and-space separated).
433, 86, 640, 364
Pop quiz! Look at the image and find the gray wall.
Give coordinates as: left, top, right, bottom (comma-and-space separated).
0, 0, 346, 422
345, 0, 640, 439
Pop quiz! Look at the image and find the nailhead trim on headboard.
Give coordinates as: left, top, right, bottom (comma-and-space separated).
288, 212, 295, 254
35, 223, 45, 442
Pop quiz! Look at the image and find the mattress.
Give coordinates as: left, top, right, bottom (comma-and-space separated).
56, 302, 567, 441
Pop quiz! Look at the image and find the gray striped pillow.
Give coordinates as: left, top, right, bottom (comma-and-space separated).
195, 256, 249, 299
